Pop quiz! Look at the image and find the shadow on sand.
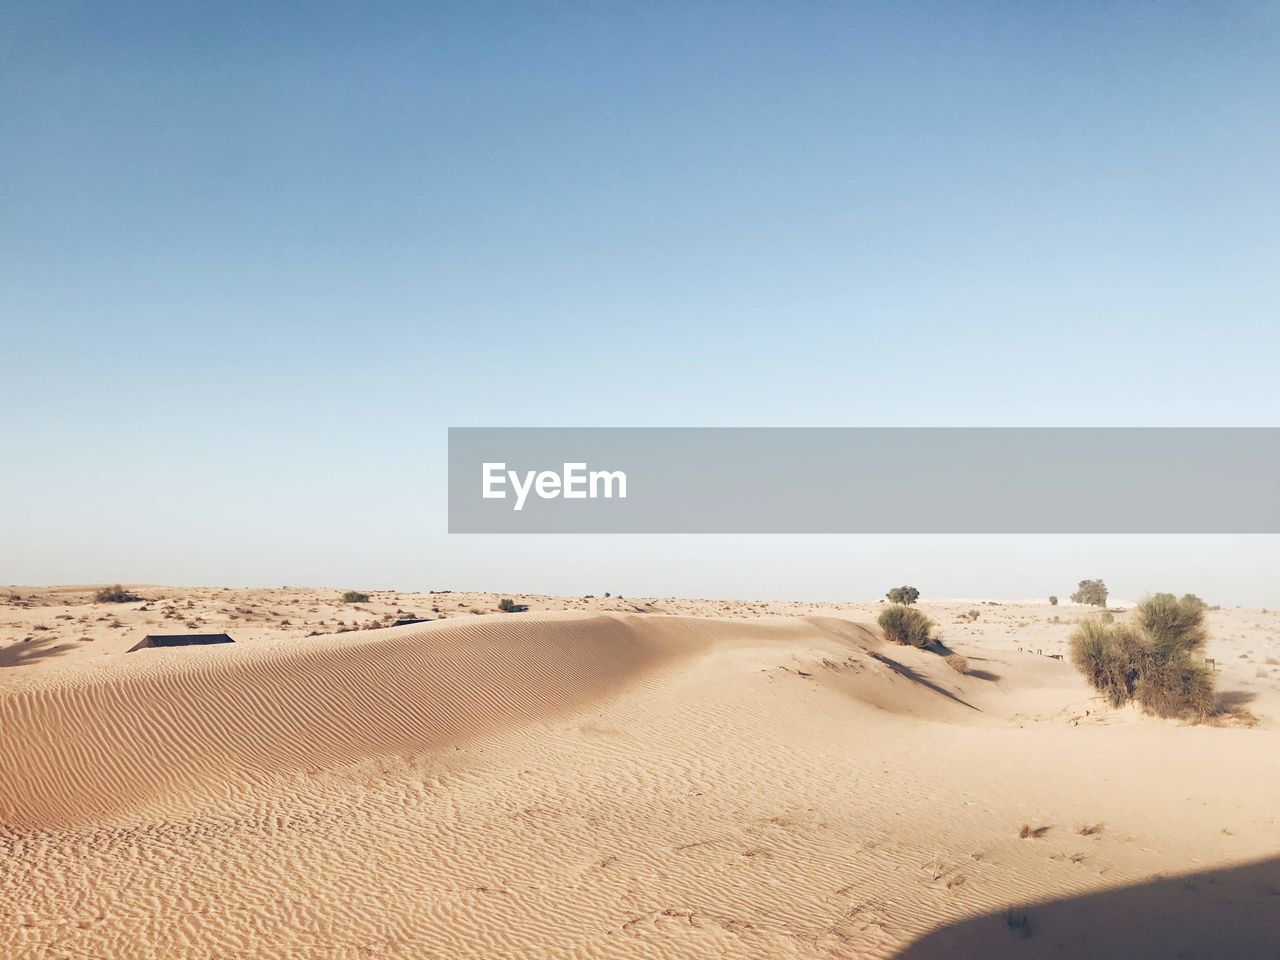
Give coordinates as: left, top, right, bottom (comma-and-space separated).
0, 635, 80, 668
1216, 688, 1258, 711
868, 650, 979, 711
891, 855, 1280, 960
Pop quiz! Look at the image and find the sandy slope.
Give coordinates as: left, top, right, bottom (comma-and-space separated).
3, 592, 1280, 958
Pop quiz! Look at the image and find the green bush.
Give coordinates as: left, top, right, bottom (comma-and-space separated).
1070, 579, 1108, 607
1068, 593, 1215, 721
878, 604, 935, 647
340, 590, 370, 603
885, 585, 920, 605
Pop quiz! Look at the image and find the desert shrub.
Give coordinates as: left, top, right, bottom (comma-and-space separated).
1180, 593, 1208, 612
1068, 593, 1215, 721
1137, 593, 1208, 658
886, 585, 920, 605
498, 597, 516, 612
1069, 620, 1143, 707
945, 653, 969, 674
1133, 658, 1215, 719
95, 584, 140, 603
1071, 579, 1108, 607
878, 604, 935, 647
1049, 595, 1058, 606
340, 590, 370, 603
1099, 610, 1114, 624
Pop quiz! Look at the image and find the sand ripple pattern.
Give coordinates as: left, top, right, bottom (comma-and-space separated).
4, 613, 1277, 959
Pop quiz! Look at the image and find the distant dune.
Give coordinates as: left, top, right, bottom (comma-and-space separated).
3, 589, 1280, 958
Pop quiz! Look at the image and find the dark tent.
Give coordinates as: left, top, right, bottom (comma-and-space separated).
127, 633, 235, 653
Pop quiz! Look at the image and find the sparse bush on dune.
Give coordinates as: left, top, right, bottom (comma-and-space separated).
1049, 595, 1058, 606
340, 590, 370, 603
885, 585, 920, 605
1068, 592, 1215, 721
498, 597, 516, 612
945, 653, 969, 674
95, 584, 140, 603
878, 604, 935, 648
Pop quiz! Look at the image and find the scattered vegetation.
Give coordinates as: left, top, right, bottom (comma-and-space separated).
340, 591, 370, 603
1018, 824, 1049, 839
498, 598, 517, 612
1070, 579, 1108, 607
945, 653, 969, 675
94, 584, 140, 603
1049, 595, 1058, 606
878, 604, 935, 648
885, 585, 920, 605
1068, 592, 1215, 721
1077, 823, 1104, 836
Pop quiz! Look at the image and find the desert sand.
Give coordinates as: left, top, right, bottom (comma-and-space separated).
3, 585, 1280, 958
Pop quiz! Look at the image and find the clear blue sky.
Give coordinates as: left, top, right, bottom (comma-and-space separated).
4, 2, 1279, 603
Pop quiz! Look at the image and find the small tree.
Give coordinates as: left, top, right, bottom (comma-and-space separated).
498, 598, 517, 612
1049, 596, 1058, 606
886, 585, 920, 605
878, 604, 935, 647
1070, 579, 1108, 607
341, 590, 370, 603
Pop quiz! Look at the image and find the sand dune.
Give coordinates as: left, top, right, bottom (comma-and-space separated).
3, 596, 1280, 958
0, 614, 706, 828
